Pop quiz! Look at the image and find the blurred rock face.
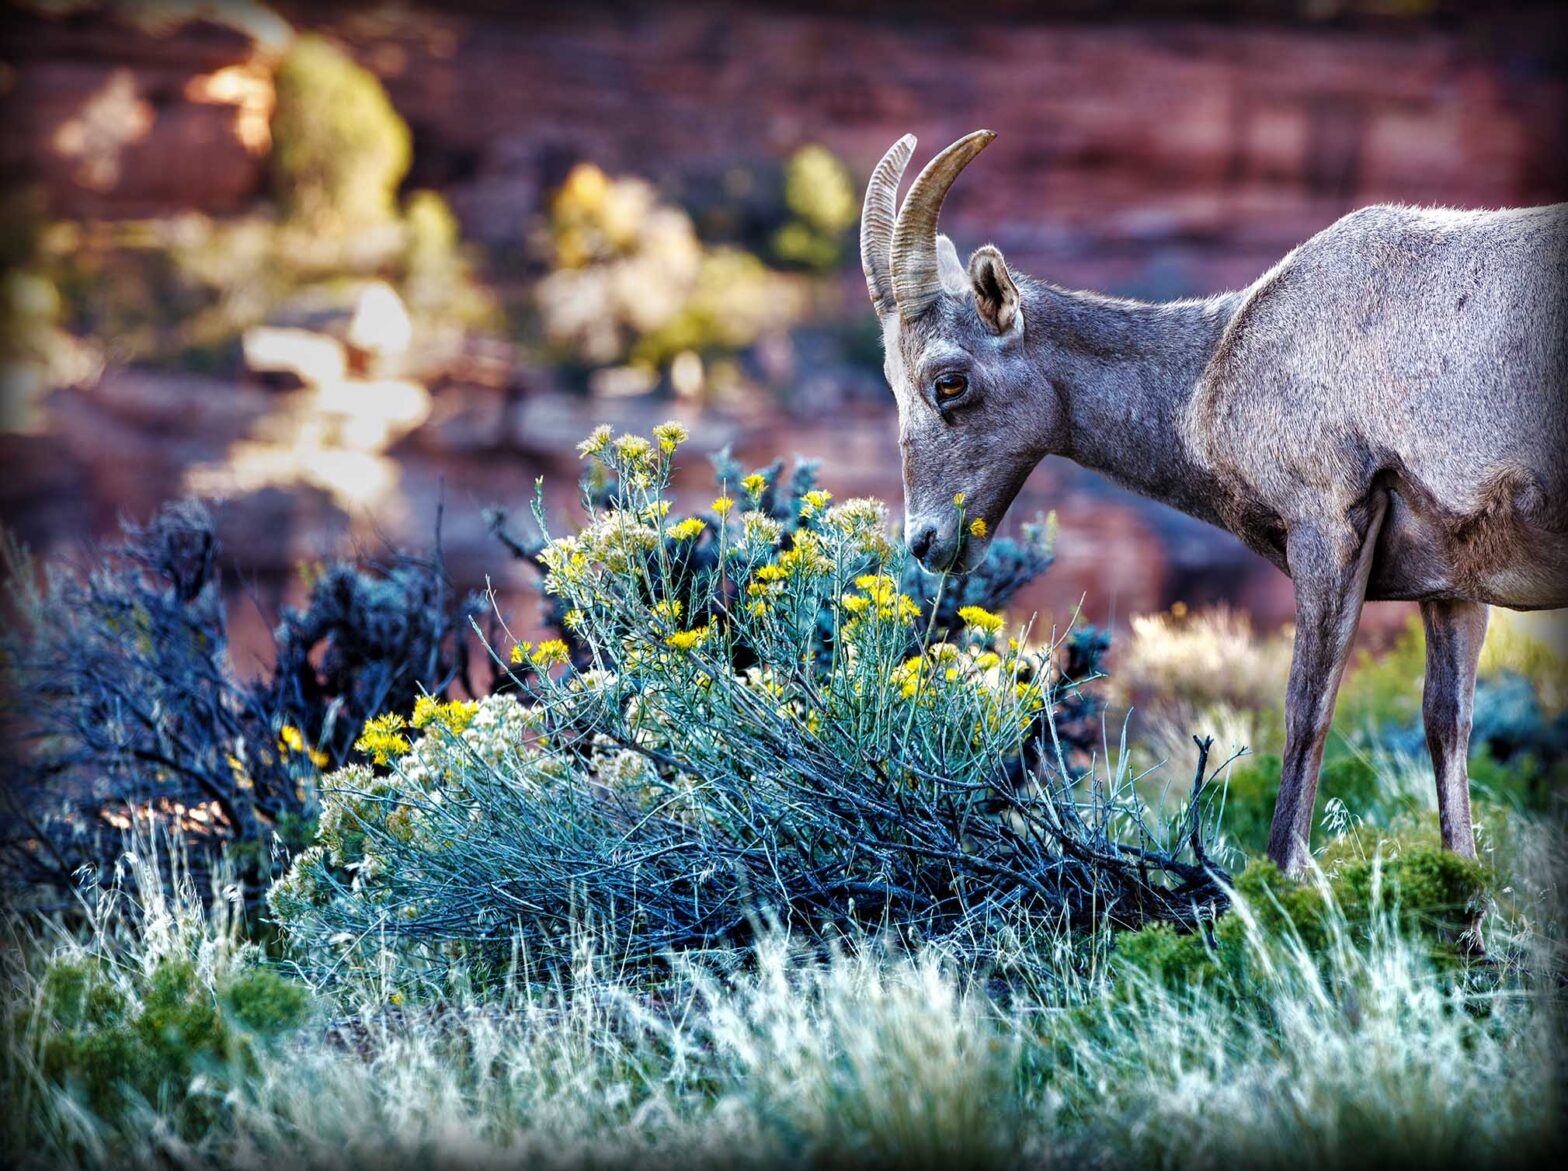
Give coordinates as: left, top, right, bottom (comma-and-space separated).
334, 4, 1563, 293
6, 5, 1562, 282
2, 2, 1559, 658
0, 11, 283, 217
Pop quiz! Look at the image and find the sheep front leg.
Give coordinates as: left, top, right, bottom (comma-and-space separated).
1268, 500, 1387, 876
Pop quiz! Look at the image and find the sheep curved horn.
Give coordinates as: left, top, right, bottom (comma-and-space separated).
890, 129, 997, 321
860, 134, 917, 320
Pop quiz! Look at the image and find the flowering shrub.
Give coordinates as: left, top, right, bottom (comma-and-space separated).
271, 424, 1228, 986
535, 164, 801, 377
0, 503, 488, 907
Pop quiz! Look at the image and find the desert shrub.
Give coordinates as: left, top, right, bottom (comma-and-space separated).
535, 163, 804, 382
28, 956, 306, 1136
0, 191, 99, 426
399, 189, 500, 332
1, 836, 312, 1165
490, 445, 1074, 690
0, 503, 487, 907
1113, 606, 1292, 715
4, 749, 1556, 1171
270, 34, 412, 233
271, 423, 1226, 988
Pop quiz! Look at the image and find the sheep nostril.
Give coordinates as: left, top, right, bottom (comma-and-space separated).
909, 527, 935, 562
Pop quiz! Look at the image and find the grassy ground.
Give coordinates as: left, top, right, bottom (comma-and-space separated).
3, 606, 1563, 1171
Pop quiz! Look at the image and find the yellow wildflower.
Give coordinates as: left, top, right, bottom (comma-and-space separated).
564, 609, 585, 629
952, 492, 967, 508
277, 724, 306, 754
741, 511, 783, 546
613, 434, 652, 464
653, 421, 689, 453
410, 696, 478, 734
755, 564, 788, 582
664, 621, 715, 651
799, 488, 833, 518
652, 599, 684, 624
742, 473, 767, 498
510, 641, 532, 665
355, 713, 410, 766
958, 605, 1004, 635
969, 517, 988, 538
712, 495, 734, 516
644, 499, 672, 519
577, 424, 612, 458
532, 639, 570, 668
667, 517, 706, 541
778, 540, 831, 576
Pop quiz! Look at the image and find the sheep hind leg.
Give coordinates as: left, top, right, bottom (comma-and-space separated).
1420, 597, 1490, 955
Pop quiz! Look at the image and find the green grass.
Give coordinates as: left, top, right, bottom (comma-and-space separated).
4, 742, 1562, 1171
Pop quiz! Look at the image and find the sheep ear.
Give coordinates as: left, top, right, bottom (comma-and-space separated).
969, 244, 1021, 336
936, 234, 968, 294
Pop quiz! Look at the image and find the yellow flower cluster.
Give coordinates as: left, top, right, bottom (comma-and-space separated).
411, 695, 479, 734
355, 713, 411, 765
969, 518, 988, 539
540, 510, 662, 586
838, 573, 921, 638
512, 639, 570, 668
664, 620, 717, 652
653, 421, 689, 453
822, 497, 893, 559
957, 605, 1004, 635
533, 639, 571, 668
276, 723, 329, 769
613, 434, 652, 464
577, 420, 690, 469
738, 511, 784, 550
885, 642, 1043, 740
667, 517, 705, 541
712, 494, 734, 517
777, 533, 832, 576
576, 424, 612, 458
742, 473, 768, 499
798, 488, 833, 518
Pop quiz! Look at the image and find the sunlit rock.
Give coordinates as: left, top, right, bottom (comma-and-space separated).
242, 326, 347, 388
314, 377, 431, 450
347, 280, 413, 365
184, 439, 401, 514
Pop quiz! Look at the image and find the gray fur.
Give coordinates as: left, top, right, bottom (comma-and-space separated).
865, 133, 1567, 877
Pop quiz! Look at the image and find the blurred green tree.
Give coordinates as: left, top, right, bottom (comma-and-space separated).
772, 144, 857, 272
270, 34, 411, 233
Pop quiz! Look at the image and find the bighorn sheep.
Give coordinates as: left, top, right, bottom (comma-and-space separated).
861, 130, 1566, 876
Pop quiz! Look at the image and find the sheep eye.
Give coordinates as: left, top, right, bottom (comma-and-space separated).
934, 373, 968, 400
